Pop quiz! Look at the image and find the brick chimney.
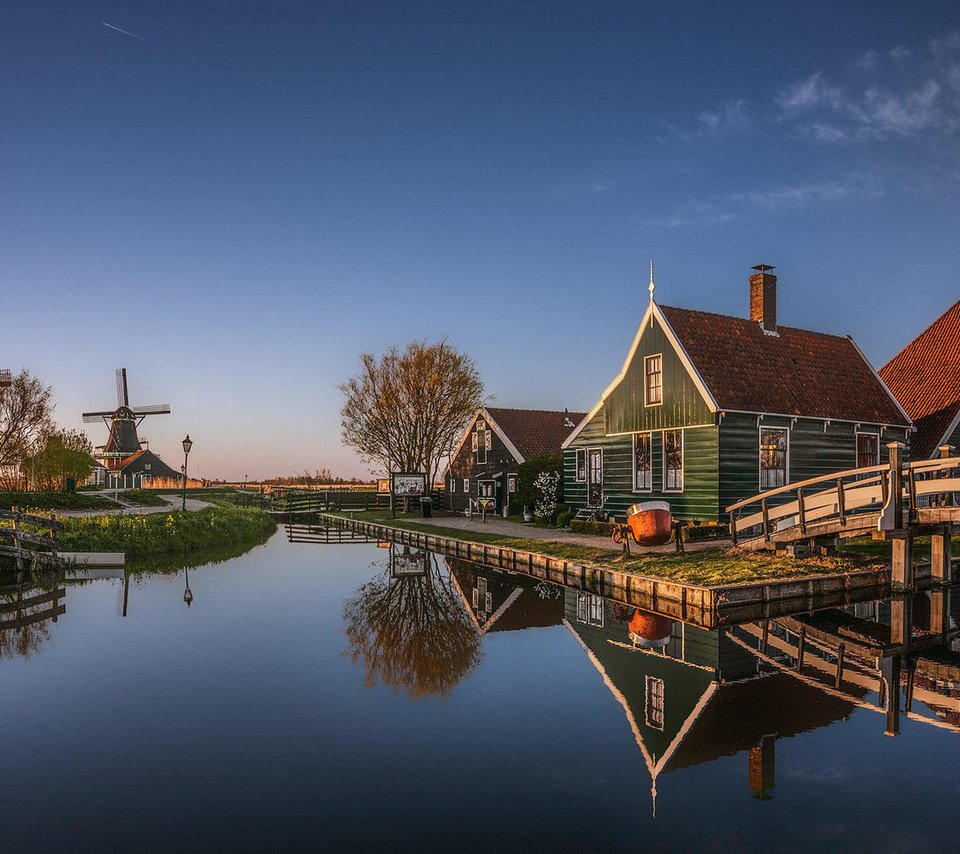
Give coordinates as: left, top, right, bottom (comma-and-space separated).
750, 264, 777, 332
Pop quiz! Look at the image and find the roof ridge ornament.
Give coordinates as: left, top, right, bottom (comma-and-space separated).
648, 258, 655, 303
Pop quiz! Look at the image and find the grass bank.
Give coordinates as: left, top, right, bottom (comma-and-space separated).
0, 491, 117, 511
327, 511, 884, 587
118, 489, 170, 507
61, 505, 277, 562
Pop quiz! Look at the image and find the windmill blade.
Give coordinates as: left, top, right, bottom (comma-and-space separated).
116, 368, 129, 407
131, 404, 171, 415
82, 411, 116, 422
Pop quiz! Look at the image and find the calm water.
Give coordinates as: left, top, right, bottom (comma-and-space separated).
2, 530, 960, 853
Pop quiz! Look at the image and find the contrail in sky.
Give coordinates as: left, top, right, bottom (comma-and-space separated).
102, 22, 147, 42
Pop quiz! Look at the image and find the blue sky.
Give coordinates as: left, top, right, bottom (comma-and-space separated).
3, 1, 958, 479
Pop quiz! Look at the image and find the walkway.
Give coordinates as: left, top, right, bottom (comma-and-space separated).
411, 513, 729, 554
57, 495, 214, 518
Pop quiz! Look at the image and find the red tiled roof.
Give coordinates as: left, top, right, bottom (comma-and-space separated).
659, 305, 910, 426
880, 299, 960, 459
486, 407, 586, 460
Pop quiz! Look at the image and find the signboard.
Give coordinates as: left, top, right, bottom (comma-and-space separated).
376, 478, 390, 494
391, 473, 426, 497
389, 471, 427, 518
390, 545, 428, 578
479, 497, 497, 511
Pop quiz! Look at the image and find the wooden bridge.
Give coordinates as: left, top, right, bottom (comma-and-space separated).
728, 443, 959, 586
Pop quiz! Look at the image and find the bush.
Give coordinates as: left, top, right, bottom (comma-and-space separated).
515, 454, 563, 511
570, 519, 615, 537
556, 509, 572, 528
685, 521, 729, 542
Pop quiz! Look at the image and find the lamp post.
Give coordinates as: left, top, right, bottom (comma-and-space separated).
181, 434, 193, 512
183, 565, 193, 607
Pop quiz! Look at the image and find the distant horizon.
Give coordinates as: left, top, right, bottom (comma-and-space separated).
4, 1, 958, 480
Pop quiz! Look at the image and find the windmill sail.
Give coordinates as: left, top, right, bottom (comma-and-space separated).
117, 368, 129, 408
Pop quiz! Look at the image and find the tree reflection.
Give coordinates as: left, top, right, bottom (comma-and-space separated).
343, 554, 481, 700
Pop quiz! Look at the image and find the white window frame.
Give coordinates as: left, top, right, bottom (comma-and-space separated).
758, 426, 789, 491
576, 593, 604, 627
463, 478, 470, 493
644, 354, 663, 407
632, 431, 653, 493
575, 448, 587, 482
855, 430, 880, 469
645, 676, 665, 730
663, 429, 684, 493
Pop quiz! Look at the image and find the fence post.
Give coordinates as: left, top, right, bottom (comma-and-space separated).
886, 442, 905, 531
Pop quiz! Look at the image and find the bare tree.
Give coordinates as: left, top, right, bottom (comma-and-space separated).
0, 370, 54, 487
339, 339, 484, 484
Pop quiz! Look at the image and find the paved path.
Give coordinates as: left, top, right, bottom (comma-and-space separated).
57, 495, 214, 518
410, 513, 730, 554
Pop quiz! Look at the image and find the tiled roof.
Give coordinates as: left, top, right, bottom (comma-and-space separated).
486, 407, 586, 460
880, 299, 960, 459
659, 305, 910, 426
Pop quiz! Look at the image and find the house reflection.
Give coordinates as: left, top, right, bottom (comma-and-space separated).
444, 558, 564, 636
0, 574, 66, 662
563, 588, 859, 811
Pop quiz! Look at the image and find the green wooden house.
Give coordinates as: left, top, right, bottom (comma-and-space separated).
563, 265, 912, 522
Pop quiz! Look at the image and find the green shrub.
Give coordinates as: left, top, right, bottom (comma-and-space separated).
0, 491, 116, 511
556, 510, 572, 528
570, 519, 615, 537
515, 454, 563, 511
119, 489, 170, 507
684, 521, 729, 542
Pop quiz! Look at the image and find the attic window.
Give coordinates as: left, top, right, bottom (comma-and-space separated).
645, 354, 663, 406
645, 676, 665, 730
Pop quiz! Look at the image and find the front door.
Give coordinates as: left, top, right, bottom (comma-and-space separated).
587, 449, 603, 507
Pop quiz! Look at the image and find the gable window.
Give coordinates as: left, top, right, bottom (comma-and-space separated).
663, 430, 683, 492
645, 354, 663, 406
575, 448, 587, 482
463, 478, 470, 493
856, 433, 879, 469
645, 677, 665, 730
633, 432, 652, 491
475, 422, 487, 464
759, 427, 788, 489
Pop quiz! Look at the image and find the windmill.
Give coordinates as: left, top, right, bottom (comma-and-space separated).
83, 368, 171, 463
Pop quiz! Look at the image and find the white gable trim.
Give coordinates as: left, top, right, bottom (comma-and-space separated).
932, 406, 960, 459
845, 335, 914, 429
562, 302, 719, 449
442, 407, 527, 479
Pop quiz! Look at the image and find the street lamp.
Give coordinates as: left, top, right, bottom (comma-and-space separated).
181, 434, 193, 511
183, 566, 193, 607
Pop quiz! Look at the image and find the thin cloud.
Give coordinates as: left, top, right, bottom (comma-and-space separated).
777, 32, 960, 140
641, 173, 880, 229
696, 99, 749, 136
103, 22, 148, 43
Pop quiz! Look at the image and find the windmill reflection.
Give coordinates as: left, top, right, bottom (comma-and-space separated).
342, 549, 481, 700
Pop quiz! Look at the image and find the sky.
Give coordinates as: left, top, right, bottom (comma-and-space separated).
2, 1, 959, 480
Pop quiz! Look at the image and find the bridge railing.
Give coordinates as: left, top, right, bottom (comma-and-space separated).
727, 452, 960, 548
727, 464, 889, 547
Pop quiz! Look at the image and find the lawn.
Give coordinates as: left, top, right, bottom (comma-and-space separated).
0, 491, 117, 511
326, 510, 885, 587
118, 489, 171, 507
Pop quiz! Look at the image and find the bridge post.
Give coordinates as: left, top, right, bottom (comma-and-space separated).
879, 654, 901, 737
886, 442, 905, 531
930, 445, 954, 582
891, 534, 914, 590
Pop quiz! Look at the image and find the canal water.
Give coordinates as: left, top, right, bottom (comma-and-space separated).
2, 530, 959, 852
